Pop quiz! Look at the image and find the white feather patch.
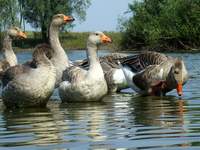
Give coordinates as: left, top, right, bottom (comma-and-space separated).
59, 81, 71, 90
121, 66, 141, 93
113, 69, 126, 84
158, 68, 164, 79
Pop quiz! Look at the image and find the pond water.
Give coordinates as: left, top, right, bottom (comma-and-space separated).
0, 50, 200, 150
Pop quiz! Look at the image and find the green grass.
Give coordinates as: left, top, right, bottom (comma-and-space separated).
1, 31, 123, 51
61, 32, 122, 51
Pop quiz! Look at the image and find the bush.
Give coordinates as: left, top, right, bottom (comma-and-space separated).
120, 0, 200, 51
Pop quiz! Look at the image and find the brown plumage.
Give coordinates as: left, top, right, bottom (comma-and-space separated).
120, 51, 170, 73
120, 51, 189, 96
76, 53, 128, 70
0, 60, 10, 75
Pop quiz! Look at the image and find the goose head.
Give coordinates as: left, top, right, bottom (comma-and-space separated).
51, 14, 75, 27
87, 31, 112, 46
7, 27, 27, 39
169, 59, 188, 97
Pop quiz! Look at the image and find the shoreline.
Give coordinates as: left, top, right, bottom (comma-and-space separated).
2, 32, 198, 53
13, 46, 200, 53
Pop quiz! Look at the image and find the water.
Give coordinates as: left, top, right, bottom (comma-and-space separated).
0, 50, 200, 150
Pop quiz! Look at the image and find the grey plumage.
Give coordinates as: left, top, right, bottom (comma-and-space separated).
2, 44, 56, 108
0, 27, 27, 80
76, 53, 128, 92
59, 31, 112, 102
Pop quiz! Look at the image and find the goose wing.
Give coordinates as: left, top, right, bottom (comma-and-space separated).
2, 65, 31, 87
75, 53, 128, 71
62, 66, 87, 83
0, 60, 11, 80
132, 64, 165, 90
120, 51, 169, 73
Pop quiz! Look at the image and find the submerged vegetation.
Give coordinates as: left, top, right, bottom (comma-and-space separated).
120, 0, 200, 51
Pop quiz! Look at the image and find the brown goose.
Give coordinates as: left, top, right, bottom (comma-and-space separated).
59, 31, 112, 102
0, 27, 27, 74
75, 53, 129, 92
119, 51, 188, 96
2, 44, 56, 108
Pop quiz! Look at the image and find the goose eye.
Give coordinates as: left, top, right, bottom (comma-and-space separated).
95, 33, 99, 36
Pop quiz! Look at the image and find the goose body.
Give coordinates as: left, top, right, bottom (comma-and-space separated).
59, 32, 112, 102
75, 53, 129, 92
120, 51, 188, 96
2, 44, 56, 108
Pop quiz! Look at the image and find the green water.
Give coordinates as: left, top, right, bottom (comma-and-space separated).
0, 51, 199, 150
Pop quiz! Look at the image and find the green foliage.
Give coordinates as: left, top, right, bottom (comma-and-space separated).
0, 0, 19, 48
120, 0, 200, 50
19, 0, 91, 41
0, 0, 19, 30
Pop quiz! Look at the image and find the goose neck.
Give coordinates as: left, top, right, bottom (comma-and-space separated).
3, 34, 12, 50
49, 24, 69, 66
87, 42, 100, 70
3, 34, 17, 66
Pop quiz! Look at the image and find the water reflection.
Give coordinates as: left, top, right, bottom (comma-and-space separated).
130, 96, 188, 128
0, 100, 109, 148
0, 50, 200, 149
59, 102, 108, 142
1, 105, 65, 147
0, 93, 200, 149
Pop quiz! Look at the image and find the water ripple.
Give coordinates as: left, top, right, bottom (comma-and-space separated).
0, 52, 200, 149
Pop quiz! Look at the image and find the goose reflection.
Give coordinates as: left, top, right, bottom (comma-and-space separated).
129, 96, 188, 128
0, 95, 192, 148
1, 100, 109, 147
59, 102, 107, 142
1, 104, 65, 146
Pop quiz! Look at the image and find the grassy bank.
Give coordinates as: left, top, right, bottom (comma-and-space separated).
9, 31, 122, 51
1, 31, 199, 52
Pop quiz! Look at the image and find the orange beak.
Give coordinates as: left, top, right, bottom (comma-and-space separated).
18, 31, 27, 39
63, 15, 75, 23
176, 82, 183, 97
101, 34, 112, 43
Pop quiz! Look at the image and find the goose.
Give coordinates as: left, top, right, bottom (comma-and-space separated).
59, 31, 112, 102
48, 14, 75, 87
2, 44, 56, 108
0, 27, 27, 74
75, 53, 129, 92
119, 51, 189, 96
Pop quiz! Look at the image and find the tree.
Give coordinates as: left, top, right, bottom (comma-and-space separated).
19, 0, 91, 42
0, 0, 19, 30
0, 0, 19, 48
120, 0, 200, 50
